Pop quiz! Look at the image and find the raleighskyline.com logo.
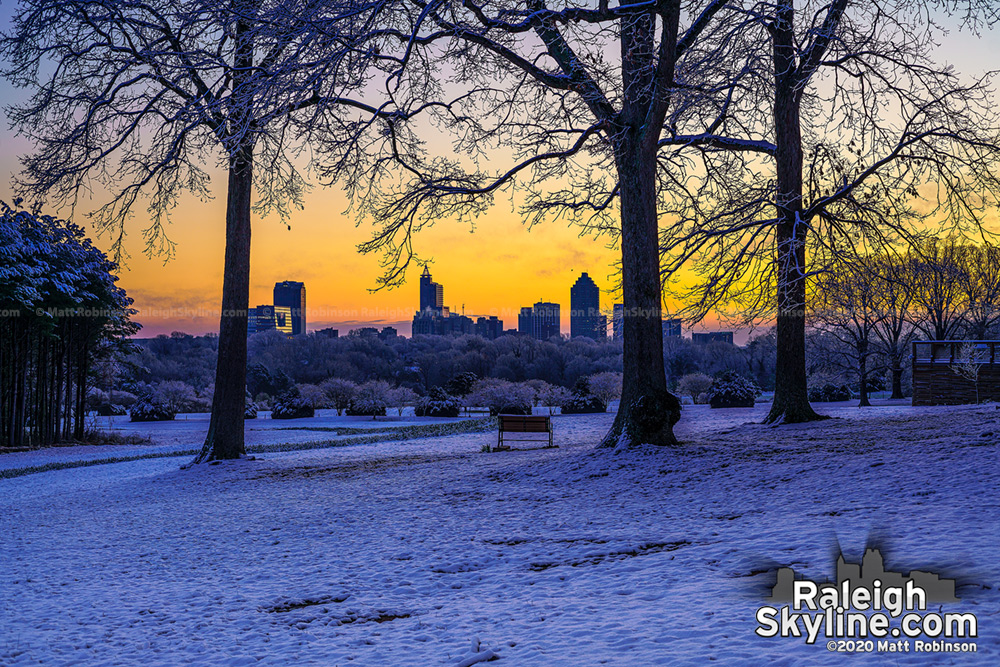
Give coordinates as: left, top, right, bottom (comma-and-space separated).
756, 549, 978, 653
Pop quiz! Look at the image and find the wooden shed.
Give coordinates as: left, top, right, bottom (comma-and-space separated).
911, 341, 1000, 405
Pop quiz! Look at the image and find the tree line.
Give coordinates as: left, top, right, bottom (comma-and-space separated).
0, 203, 137, 449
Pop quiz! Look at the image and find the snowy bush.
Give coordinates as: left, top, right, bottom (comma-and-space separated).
561, 392, 606, 414
706, 371, 761, 409
808, 383, 852, 402
561, 377, 607, 414
347, 380, 392, 417
97, 403, 128, 417
465, 378, 533, 416
319, 378, 356, 415
387, 386, 418, 416
676, 373, 713, 404
152, 381, 201, 413
415, 387, 461, 417
245, 399, 258, 420
129, 400, 176, 422
586, 372, 622, 410
444, 371, 479, 396
296, 383, 330, 409
537, 384, 571, 415
271, 390, 315, 419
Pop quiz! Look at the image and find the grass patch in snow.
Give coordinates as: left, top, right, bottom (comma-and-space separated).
0, 418, 496, 480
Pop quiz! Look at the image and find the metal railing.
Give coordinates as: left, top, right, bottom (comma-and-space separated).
912, 340, 997, 364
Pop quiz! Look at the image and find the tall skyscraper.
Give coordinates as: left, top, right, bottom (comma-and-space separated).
570, 272, 603, 339
273, 281, 306, 335
518, 307, 533, 335
419, 266, 444, 314
532, 301, 561, 340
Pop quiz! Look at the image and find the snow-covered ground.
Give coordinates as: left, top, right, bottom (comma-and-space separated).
1, 401, 998, 665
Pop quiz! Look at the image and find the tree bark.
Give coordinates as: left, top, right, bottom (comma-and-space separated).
890, 364, 903, 399
194, 150, 253, 462
857, 346, 871, 407
600, 139, 680, 448
764, 0, 824, 424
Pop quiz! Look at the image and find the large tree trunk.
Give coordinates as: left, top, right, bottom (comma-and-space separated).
890, 363, 904, 399
765, 0, 823, 425
600, 139, 680, 448
857, 346, 871, 407
194, 150, 253, 463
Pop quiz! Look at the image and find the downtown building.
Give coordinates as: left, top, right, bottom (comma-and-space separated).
612, 303, 681, 340
570, 272, 607, 340
411, 267, 480, 337
518, 301, 561, 340
273, 281, 306, 335
248, 305, 293, 336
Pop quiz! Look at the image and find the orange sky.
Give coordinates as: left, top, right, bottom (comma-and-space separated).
1, 10, 995, 341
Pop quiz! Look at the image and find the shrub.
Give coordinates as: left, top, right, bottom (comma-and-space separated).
537, 385, 572, 415
271, 390, 315, 419
245, 399, 258, 420
445, 371, 479, 396
561, 376, 607, 414
706, 371, 761, 409
129, 400, 176, 422
677, 372, 714, 404
561, 392, 606, 414
415, 387, 462, 417
320, 378, 357, 415
587, 372, 622, 409
808, 383, 852, 402
465, 378, 533, 416
347, 380, 393, 417
152, 380, 200, 413
97, 403, 128, 417
297, 383, 330, 409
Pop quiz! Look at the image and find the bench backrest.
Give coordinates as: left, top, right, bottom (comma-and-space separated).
498, 415, 550, 432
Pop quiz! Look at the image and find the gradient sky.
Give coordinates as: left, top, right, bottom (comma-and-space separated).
1, 7, 997, 339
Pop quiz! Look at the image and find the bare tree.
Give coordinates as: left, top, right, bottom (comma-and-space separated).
321, 0, 766, 447
658, 0, 1000, 423
809, 255, 887, 407
906, 237, 971, 340
2, 0, 378, 462
870, 255, 916, 399
956, 242, 1000, 339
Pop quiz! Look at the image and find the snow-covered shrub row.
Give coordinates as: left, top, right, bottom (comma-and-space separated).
464, 378, 533, 415
129, 400, 176, 422
706, 371, 762, 409
271, 390, 316, 419
808, 383, 852, 402
415, 387, 462, 417
561, 377, 608, 414
1, 202, 138, 447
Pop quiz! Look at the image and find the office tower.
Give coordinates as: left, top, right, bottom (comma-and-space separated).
663, 318, 682, 338
570, 272, 603, 340
273, 281, 306, 335
532, 301, 561, 340
692, 331, 734, 345
419, 266, 444, 314
518, 307, 533, 335
248, 305, 293, 336
612, 303, 625, 340
475, 316, 504, 340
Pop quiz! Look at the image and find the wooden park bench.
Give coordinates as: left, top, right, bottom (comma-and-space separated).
494, 414, 555, 451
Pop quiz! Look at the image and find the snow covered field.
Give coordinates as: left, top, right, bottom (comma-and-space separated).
2, 402, 998, 665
